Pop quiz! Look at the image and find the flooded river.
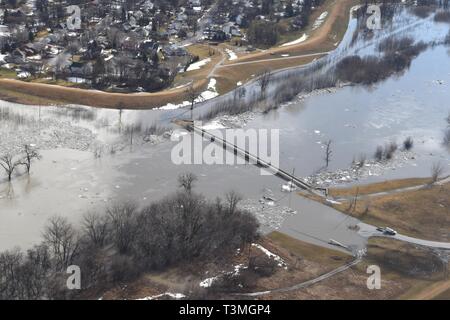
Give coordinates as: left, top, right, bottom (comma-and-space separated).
1, 4, 449, 252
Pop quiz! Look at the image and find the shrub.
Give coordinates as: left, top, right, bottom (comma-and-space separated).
403, 137, 414, 150
434, 11, 450, 23
443, 128, 450, 147
374, 145, 384, 161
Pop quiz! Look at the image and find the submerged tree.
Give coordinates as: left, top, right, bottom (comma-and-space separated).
20, 144, 42, 174
0, 153, 20, 181
186, 83, 202, 120
178, 172, 198, 193
257, 70, 272, 99
323, 140, 333, 168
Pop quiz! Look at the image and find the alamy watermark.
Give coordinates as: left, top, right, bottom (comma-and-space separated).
366, 4, 382, 30
66, 265, 81, 290
170, 122, 280, 176
66, 5, 81, 30
366, 265, 381, 290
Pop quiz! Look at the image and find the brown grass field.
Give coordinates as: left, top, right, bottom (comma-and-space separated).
0, 77, 208, 109
301, 179, 450, 243
82, 232, 449, 300
328, 177, 432, 198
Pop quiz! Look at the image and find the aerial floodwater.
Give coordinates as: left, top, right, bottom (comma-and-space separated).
1, 5, 449, 255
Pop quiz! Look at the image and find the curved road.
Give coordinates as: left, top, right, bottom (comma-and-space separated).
234, 257, 362, 297
358, 223, 450, 250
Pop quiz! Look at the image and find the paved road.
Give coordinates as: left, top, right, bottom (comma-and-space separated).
358, 223, 450, 250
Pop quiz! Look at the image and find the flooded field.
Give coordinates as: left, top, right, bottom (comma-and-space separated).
1, 4, 450, 252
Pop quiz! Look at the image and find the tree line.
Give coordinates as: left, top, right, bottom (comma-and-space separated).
0, 173, 259, 299
0, 145, 41, 181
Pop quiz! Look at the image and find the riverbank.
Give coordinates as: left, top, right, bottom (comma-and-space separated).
300, 179, 450, 243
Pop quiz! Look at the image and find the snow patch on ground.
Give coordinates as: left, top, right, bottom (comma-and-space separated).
186, 58, 211, 71
252, 243, 287, 268
199, 264, 248, 288
225, 48, 238, 60
313, 12, 328, 30
0, 54, 7, 64
199, 78, 219, 100
137, 292, 186, 300
157, 78, 218, 110
199, 276, 218, 288
281, 33, 308, 47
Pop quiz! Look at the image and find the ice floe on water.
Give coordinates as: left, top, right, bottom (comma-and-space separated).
212, 111, 256, 128
0, 116, 95, 155
305, 150, 417, 188
200, 120, 226, 130
239, 198, 297, 230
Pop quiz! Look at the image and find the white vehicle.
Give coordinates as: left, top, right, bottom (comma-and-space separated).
377, 227, 397, 236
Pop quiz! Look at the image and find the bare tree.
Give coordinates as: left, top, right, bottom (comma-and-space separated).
53, 55, 66, 80
106, 202, 138, 254
384, 141, 398, 160
226, 190, 242, 216
431, 162, 445, 185
443, 128, 450, 147
82, 212, 109, 247
188, 16, 198, 35
42, 216, 80, 271
115, 55, 132, 81
356, 153, 366, 169
257, 70, 272, 99
19, 144, 41, 174
186, 83, 202, 120
67, 41, 80, 60
403, 137, 414, 151
0, 153, 20, 181
324, 140, 332, 168
178, 172, 198, 193
374, 145, 383, 161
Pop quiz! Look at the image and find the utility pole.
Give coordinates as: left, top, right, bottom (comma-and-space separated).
289, 168, 295, 208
